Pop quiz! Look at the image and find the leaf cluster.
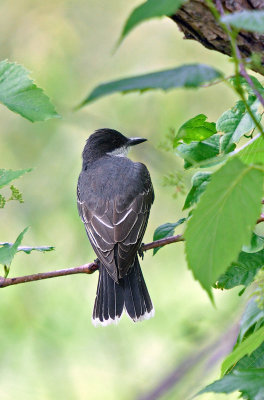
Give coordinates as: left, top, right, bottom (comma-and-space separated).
95, 4, 264, 398
0, 168, 31, 208
0, 59, 58, 274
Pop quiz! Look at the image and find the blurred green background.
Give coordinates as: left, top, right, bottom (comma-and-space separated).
0, 0, 243, 399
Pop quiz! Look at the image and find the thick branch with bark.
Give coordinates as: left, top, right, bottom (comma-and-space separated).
172, 0, 264, 76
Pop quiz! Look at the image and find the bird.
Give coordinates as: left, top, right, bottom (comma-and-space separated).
77, 128, 154, 326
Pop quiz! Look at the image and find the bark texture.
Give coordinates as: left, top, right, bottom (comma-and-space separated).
172, 0, 264, 75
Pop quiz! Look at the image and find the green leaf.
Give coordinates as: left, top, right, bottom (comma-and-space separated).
238, 300, 264, 343
183, 171, 211, 210
0, 60, 60, 122
238, 135, 264, 165
78, 64, 222, 107
243, 233, 264, 253
219, 132, 236, 154
8, 185, 24, 203
153, 219, 185, 255
185, 158, 264, 299
0, 168, 32, 188
221, 10, 264, 33
216, 99, 261, 146
0, 227, 28, 268
221, 326, 264, 376
174, 114, 216, 146
0, 194, 6, 208
119, 0, 185, 44
229, 75, 264, 97
176, 134, 221, 169
198, 368, 264, 398
235, 342, 264, 370
0, 243, 55, 255
216, 250, 264, 290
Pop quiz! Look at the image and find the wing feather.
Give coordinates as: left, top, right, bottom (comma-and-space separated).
77, 160, 154, 282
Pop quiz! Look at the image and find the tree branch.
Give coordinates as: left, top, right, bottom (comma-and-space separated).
0, 263, 99, 288
203, 0, 264, 138
141, 234, 184, 251
172, 0, 264, 76
0, 234, 184, 289
1, 206, 263, 289
214, 0, 264, 109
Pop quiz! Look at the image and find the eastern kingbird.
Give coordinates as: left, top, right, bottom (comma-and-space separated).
77, 128, 154, 326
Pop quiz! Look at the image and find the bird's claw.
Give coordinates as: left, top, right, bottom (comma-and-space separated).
138, 244, 145, 260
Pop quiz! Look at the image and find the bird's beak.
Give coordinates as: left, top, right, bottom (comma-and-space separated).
128, 137, 147, 146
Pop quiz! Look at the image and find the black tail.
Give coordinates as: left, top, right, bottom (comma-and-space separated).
92, 257, 154, 326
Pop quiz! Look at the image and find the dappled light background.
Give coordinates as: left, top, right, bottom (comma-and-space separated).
1, 0, 241, 399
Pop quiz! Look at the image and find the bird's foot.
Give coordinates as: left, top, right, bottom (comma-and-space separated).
138, 244, 144, 260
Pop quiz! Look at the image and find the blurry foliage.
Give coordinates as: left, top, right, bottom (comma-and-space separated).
221, 10, 264, 33
252, 269, 264, 310
161, 171, 186, 198
157, 127, 175, 152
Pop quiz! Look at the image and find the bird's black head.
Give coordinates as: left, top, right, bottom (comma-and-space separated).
82, 128, 147, 166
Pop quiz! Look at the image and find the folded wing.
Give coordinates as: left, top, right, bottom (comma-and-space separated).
77, 162, 154, 282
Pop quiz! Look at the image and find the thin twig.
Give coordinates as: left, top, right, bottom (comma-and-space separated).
142, 234, 184, 251
200, 75, 234, 88
239, 63, 264, 108
215, 0, 225, 15
0, 234, 184, 288
1, 204, 264, 289
217, 0, 264, 108
0, 263, 99, 288
233, 52, 264, 137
